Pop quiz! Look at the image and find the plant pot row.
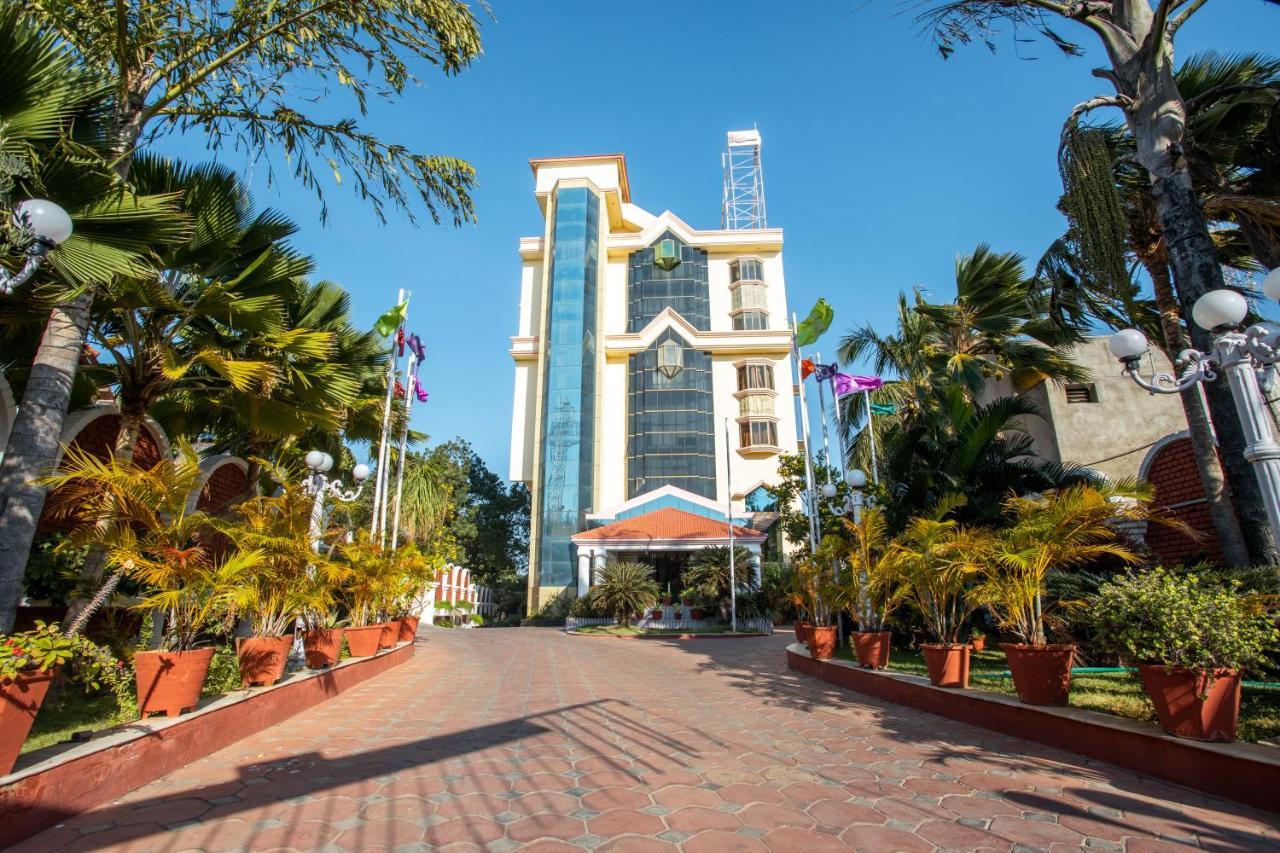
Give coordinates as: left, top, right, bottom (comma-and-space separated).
0, 616, 423, 776
794, 632, 1246, 742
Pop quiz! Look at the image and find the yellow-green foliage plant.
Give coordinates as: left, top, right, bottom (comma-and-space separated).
836, 507, 909, 632
385, 542, 438, 619
890, 495, 990, 645
216, 484, 349, 637
977, 483, 1152, 646
42, 441, 260, 650
340, 532, 398, 627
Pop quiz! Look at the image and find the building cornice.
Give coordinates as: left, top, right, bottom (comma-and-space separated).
604, 308, 793, 359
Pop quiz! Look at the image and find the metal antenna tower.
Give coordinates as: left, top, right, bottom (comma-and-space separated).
721, 128, 767, 230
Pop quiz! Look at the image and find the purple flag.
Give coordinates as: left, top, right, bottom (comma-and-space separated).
833, 374, 883, 396
407, 332, 426, 363
811, 362, 838, 382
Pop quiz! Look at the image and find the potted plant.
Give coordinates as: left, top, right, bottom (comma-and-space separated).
219, 488, 322, 686
384, 542, 436, 641
838, 508, 907, 669
893, 497, 987, 688
590, 562, 658, 628
969, 627, 987, 653
0, 622, 115, 774
341, 533, 395, 657
43, 442, 255, 716
1093, 569, 1278, 742
978, 485, 1146, 705
787, 555, 844, 659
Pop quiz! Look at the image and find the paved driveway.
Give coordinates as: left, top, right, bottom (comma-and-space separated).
13, 629, 1278, 852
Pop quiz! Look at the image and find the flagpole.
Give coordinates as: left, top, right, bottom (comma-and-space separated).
790, 313, 819, 554
830, 374, 850, 482
724, 418, 737, 634
814, 352, 834, 490
372, 288, 407, 542
390, 351, 419, 551
864, 388, 880, 485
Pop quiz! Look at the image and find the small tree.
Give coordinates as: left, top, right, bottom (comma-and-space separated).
590, 563, 658, 628
890, 495, 989, 645
836, 507, 909, 633
684, 545, 759, 623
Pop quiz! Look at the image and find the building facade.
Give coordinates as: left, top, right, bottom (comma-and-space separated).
509, 154, 798, 612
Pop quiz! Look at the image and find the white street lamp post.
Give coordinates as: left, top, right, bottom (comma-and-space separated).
302, 450, 370, 551
1110, 272, 1280, 546
821, 468, 868, 524
1, 200, 73, 295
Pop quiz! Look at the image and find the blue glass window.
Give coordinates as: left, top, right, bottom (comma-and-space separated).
627, 330, 716, 499
535, 187, 599, 588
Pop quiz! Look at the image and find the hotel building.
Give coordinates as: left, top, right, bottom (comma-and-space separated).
508, 146, 799, 612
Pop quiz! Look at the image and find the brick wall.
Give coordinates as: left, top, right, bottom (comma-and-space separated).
37, 414, 163, 536
196, 463, 248, 515
1144, 437, 1228, 565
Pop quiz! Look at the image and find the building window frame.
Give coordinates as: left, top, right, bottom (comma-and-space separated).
729, 257, 765, 284
1064, 383, 1098, 404
737, 417, 779, 450
735, 360, 776, 392
731, 308, 770, 330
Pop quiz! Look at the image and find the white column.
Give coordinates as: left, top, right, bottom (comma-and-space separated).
576, 547, 590, 597
592, 548, 606, 576
1223, 347, 1280, 547
747, 544, 763, 589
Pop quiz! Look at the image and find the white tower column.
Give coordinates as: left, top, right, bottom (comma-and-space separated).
576, 547, 591, 598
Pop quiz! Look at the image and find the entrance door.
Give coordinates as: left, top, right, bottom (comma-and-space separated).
648, 552, 689, 599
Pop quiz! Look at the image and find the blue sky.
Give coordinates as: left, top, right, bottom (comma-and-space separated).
159, 1, 1279, 478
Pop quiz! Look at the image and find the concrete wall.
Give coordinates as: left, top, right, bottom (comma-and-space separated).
980, 337, 1187, 482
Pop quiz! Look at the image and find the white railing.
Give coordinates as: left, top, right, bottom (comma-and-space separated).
565, 616, 773, 635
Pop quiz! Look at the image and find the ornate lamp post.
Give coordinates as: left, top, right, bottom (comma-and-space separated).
1, 200, 73, 295
1109, 270, 1280, 546
302, 450, 370, 550
821, 468, 869, 523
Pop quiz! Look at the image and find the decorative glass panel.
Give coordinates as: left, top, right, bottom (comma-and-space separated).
739, 394, 775, 417
731, 283, 767, 311
730, 258, 763, 283
656, 339, 684, 379
732, 310, 769, 330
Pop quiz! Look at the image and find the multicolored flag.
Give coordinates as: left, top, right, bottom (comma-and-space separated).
795, 298, 833, 348
811, 362, 838, 382
374, 300, 409, 337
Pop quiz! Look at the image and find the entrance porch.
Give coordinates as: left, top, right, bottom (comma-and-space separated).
570, 507, 765, 598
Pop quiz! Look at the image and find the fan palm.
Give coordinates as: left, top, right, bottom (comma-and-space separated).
0, 8, 186, 632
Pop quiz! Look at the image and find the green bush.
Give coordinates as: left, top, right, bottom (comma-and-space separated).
590, 563, 658, 626
569, 593, 603, 618
1092, 569, 1278, 672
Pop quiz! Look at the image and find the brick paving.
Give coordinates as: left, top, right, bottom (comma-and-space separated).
12, 629, 1278, 852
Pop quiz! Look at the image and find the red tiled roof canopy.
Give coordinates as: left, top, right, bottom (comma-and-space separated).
571, 507, 766, 543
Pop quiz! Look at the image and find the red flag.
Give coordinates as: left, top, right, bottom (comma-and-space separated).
396, 328, 405, 357
394, 379, 406, 400
801, 358, 816, 380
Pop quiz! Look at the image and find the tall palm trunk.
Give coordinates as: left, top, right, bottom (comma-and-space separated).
1114, 50, 1278, 564
0, 292, 94, 631
0, 116, 144, 631
1142, 249, 1250, 566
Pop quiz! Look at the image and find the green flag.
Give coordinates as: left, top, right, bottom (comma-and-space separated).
795, 298, 833, 348
870, 403, 897, 416
374, 300, 409, 336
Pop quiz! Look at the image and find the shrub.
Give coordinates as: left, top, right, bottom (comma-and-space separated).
569, 594, 602, 618
1092, 569, 1279, 672
591, 563, 658, 626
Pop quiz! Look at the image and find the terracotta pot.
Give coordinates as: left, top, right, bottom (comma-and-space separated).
0, 668, 57, 775
851, 631, 892, 669
236, 635, 293, 687
970, 636, 986, 652
376, 622, 396, 649
135, 647, 215, 717
691, 608, 705, 621
398, 616, 420, 642
1002, 643, 1075, 706
921, 644, 970, 688
303, 628, 344, 669
345, 625, 383, 658
808, 626, 838, 660
794, 620, 812, 642
1138, 665, 1242, 742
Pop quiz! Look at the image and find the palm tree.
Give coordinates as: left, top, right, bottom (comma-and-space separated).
590, 563, 659, 628
0, 8, 185, 632
683, 545, 759, 622
976, 483, 1151, 647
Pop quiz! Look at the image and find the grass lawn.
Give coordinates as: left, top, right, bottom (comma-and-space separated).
575, 624, 734, 635
832, 645, 1280, 744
